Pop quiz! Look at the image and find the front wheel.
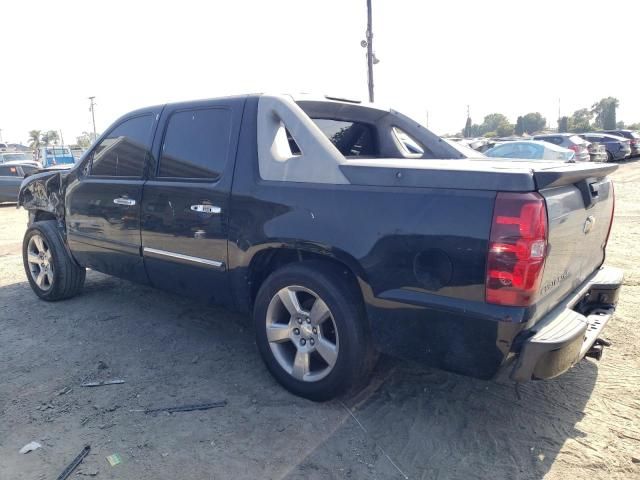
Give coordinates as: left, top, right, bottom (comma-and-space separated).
254, 261, 376, 401
23, 220, 86, 301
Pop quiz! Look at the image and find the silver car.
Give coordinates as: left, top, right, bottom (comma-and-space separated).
532, 134, 591, 162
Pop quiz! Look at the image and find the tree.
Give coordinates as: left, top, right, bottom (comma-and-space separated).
522, 112, 546, 134
463, 117, 472, 138
515, 116, 525, 136
627, 122, 640, 131
592, 97, 619, 130
616, 121, 625, 129
481, 113, 510, 135
28, 130, 42, 150
568, 108, 593, 133
496, 123, 515, 137
76, 131, 96, 149
558, 116, 569, 133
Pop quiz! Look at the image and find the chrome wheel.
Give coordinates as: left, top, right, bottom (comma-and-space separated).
27, 234, 54, 291
266, 285, 339, 382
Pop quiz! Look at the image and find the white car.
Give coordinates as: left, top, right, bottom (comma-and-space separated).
484, 140, 576, 162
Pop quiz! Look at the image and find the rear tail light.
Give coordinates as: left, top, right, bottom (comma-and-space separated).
486, 192, 548, 307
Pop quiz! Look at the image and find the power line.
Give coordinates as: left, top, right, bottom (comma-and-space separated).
88, 97, 97, 140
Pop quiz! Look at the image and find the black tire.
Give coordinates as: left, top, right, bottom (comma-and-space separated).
22, 220, 86, 301
254, 261, 376, 401
607, 151, 614, 163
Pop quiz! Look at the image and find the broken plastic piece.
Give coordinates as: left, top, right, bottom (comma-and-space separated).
106, 453, 122, 467
56, 445, 91, 480
19, 441, 42, 454
144, 400, 227, 414
81, 379, 125, 387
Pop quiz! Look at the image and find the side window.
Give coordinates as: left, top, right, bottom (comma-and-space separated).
0, 165, 19, 176
392, 127, 425, 156
90, 115, 154, 177
158, 108, 231, 179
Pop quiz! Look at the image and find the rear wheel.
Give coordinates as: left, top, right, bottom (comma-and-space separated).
254, 261, 376, 401
23, 220, 86, 301
607, 151, 614, 163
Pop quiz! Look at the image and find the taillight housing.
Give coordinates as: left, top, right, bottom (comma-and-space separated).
486, 192, 548, 307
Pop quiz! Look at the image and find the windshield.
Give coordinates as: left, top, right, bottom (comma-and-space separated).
1, 153, 31, 162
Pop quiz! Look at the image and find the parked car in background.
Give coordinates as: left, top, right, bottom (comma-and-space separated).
0, 152, 36, 165
484, 140, 575, 161
585, 142, 608, 163
0, 162, 37, 203
578, 133, 631, 162
532, 133, 591, 162
37, 146, 76, 168
603, 129, 640, 156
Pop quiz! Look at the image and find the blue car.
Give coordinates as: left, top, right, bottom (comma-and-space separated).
578, 133, 631, 162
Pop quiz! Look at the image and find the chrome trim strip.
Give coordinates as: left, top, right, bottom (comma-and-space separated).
143, 247, 224, 268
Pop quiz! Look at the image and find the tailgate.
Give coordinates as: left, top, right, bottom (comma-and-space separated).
533, 164, 615, 322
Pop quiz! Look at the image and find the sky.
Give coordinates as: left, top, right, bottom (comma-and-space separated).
1, 0, 639, 145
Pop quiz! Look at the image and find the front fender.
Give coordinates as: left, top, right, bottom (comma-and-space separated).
18, 171, 67, 221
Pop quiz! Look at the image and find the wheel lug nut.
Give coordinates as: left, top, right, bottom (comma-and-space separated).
300, 338, 306, 346
297, 318, 302, 324
312, 327, 317, 334
309, 338, 315, 346
306, 318, 311, 324
293, 328, 300, 335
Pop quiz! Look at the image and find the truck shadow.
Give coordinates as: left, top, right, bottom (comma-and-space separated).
0, 272, 598, 480
290, 357, 599, 479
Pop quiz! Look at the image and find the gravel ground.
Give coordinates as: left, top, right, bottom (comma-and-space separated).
1, 161, 639, 480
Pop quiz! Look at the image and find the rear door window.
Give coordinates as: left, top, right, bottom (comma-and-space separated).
311, 118, 377, 157
158, 108, 232, 179
91, 115, 155, 177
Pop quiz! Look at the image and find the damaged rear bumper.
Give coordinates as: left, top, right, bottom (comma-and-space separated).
511, 266, 623, 382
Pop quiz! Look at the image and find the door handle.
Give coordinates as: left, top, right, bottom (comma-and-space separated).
113, 197, 136, 206
190, 204, 221, 214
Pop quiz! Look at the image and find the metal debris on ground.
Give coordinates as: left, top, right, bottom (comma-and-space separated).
81, 379, 125, 387
106, 453, 122, 467
143, 400, 227, 414
55, 445, 91, 480
19, 441, 42, 454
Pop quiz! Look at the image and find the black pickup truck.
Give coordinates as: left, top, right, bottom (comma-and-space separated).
18, 94, 623, 401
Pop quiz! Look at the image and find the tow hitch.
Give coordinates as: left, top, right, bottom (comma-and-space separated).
585, 338, 612, 361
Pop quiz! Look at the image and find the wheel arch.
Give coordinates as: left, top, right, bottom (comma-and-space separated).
243, 244, 368, 312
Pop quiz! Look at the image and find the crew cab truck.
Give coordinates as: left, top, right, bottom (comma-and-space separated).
18, 94, 623, 401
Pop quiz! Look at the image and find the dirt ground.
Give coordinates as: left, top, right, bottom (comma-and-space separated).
1, 162, 639, 480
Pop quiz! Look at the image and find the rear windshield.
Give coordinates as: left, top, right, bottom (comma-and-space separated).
569, 135, 586, 145
311, 118, 377, 157
630, 131, 640, 139
46, 148, 72, 156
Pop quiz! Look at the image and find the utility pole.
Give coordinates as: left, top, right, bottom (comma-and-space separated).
88, 96, 97, 141
365, 0, 374, 102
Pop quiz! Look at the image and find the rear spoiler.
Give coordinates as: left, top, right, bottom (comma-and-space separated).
533, 163, 618, 190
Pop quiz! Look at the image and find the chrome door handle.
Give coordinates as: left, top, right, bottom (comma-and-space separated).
113, 197, 136, 206
190, 204, 221, 214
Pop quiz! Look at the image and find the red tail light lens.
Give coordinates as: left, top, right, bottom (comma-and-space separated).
486, 192, 548, 306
